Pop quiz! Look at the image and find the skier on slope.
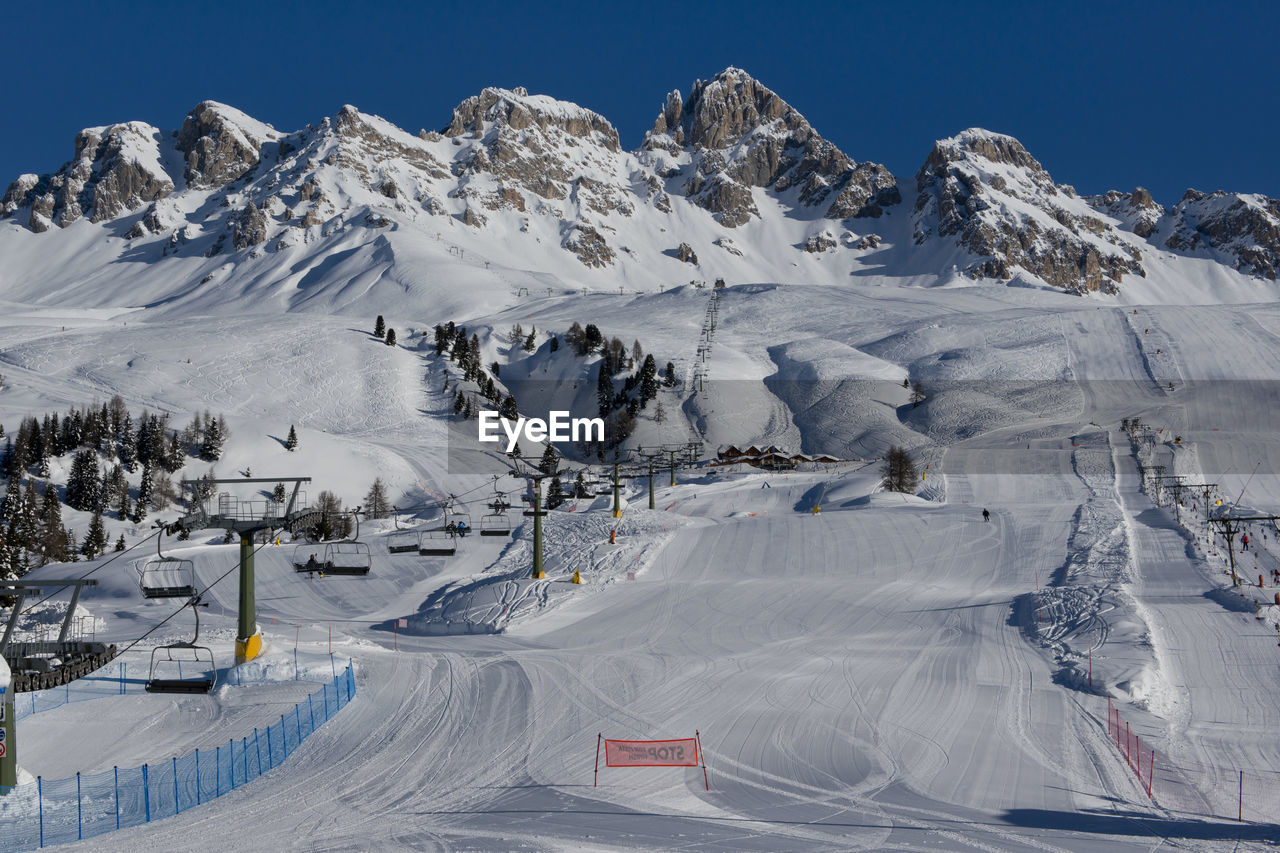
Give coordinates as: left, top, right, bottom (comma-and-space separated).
982, 508, 990, 523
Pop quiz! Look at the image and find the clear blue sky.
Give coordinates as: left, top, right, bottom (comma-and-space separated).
2, 0, 1275, 205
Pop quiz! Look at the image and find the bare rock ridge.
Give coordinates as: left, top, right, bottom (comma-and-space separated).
913, 129, 1143, 294
642, 67, 900, 226
177, 101, 274, 189
3, 71, 1280, 292
2, 122, 173, 232
1163, 190, 1280, 280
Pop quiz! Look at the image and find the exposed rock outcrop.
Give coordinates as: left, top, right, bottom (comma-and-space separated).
3, 122, 173, 229
232, 201, 268, 249
642, 67, 900, 227
1161, 190, 1280, 279
1088, 187, 1164, 238
913, 129, 1143, 293
176, 101, 273, 189
563, 222, 614, 267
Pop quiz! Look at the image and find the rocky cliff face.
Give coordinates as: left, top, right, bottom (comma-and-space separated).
642, 67, 899, 227
913, 129, 1144, 293
444, 87, 634, 217
1087, 187, 1164, 239
176, 101, 276, 190
1163, 190, 1280, 280
2, 122, 173, 232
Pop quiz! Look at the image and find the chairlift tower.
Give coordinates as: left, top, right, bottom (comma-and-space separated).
175, 476, 318, 664
1209, 512, 1280, 587
636, 447, 665, 510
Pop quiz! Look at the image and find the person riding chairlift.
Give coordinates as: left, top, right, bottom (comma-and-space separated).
305, 553, 319, 577
456, 519, 469, 537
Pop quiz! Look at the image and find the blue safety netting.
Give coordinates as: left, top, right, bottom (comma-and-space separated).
0, 662, 355, 850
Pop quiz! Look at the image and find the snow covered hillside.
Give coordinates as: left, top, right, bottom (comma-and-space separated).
1, 68, 1280, 851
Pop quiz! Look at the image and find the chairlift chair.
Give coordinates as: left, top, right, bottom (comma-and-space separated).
293, 545, 325, 573
388, 531, 419, 553
418, 529, 457, 556
324, 541, 372, 575
137, 557, 197, 599
479, 512, 512, 536
145, 597, 216, 695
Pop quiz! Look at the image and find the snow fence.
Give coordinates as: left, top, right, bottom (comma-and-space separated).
0, 662, 355, 850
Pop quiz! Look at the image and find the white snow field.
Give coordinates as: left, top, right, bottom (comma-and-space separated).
2, 268, 1280, 852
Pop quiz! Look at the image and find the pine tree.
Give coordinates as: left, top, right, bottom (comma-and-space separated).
364, 477, 391, 519
597, 361, 614, 420
523, 327, 537, 352
539, 444, 559, 477
133, 462, 152, 523
640, 354, 658, 406
654, 399, 666, 423
65, 449, 101, 512
80, 510, 107, 560
164, 432, 184, 472
386, 328, 397, 346
508, 323, 524, 345
286, 425, 298, 451
546, 475, 564, 509
500, 394, 519, 420
273, 482, 287, 503
574, 470, 588, 498
114, 534, 126, 552
374, 315, 386, 339
454, 390, 466, 415
37, 481, 67, 565
119, 413, 137, 472
665, 362, 677, 387
201, 416, 224, 461
549, 336, 559, 353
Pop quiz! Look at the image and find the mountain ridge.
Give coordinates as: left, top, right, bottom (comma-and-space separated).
3, 68, 1279, 298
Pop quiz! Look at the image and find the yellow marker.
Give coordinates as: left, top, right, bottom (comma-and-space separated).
572, 571, 583, 584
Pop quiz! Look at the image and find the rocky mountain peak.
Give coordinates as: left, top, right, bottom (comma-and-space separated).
2, 120, 173, 231
919, 128, 1046, 180
642, 67, 899, 227
444, 87, 620, 152
1088, 187, 1164, 238
176, 101, 276, 190
913, 128, 1143, 293
1164, 190, 1280, 279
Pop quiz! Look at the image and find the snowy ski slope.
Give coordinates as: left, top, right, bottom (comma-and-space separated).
2, 269, 1280, 850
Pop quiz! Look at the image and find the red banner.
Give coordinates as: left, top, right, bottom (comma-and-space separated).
604, 738, 698, 767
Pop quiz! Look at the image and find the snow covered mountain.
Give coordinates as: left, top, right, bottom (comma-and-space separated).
2, 67, 1279, 300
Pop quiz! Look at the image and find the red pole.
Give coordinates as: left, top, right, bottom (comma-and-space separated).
1147, 750, 1154, 798
696, 730, 709, 791
1125, 721, 1131, 765
594, 733, 601, 787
